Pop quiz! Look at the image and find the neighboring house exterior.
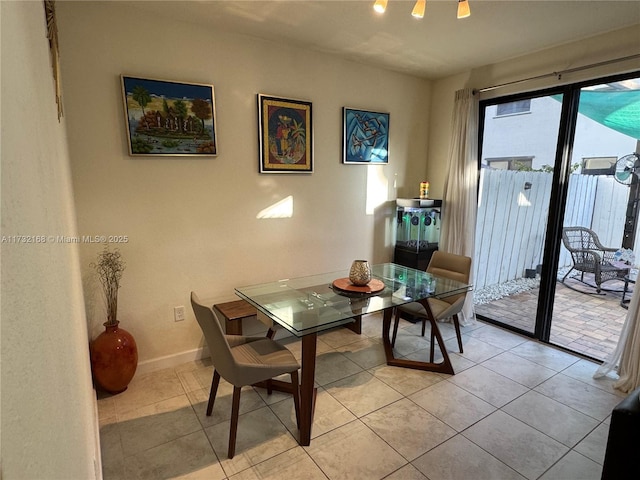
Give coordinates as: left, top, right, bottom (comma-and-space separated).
481, 96, 637, 172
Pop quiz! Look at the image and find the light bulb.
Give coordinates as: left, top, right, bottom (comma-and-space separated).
411, 0, 426, 19
457, 0, 470, 19
373, 0, 388, 14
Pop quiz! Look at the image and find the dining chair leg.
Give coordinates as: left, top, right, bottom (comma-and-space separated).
453, 314, 464, 353
290, 370, 301, 429
421, 317, 427, 337
391, 308, 401, 347
228, 386, 242, 459
206, 370, 221, 416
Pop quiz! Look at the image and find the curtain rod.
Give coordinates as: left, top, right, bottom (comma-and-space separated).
473, 53, 640, 94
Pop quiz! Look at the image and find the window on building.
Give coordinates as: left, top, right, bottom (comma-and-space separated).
496, 99, 531, 116
485, 156, 534, 170
582, 156, 616, 175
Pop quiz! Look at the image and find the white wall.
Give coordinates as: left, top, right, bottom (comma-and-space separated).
1, 2, 100, 478
56, 1, 431, 365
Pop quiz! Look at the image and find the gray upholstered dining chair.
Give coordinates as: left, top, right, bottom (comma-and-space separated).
190, 292, 300, 458
391, 251, 471, 355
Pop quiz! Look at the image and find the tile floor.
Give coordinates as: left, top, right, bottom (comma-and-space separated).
98, 314, 626, 480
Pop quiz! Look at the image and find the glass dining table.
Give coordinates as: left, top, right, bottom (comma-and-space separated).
235, 262, 471, 445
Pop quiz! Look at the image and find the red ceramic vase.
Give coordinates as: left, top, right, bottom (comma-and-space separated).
90, 321, 138, 394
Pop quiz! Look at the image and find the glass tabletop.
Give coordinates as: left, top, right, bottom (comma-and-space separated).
235, 263, 472, 337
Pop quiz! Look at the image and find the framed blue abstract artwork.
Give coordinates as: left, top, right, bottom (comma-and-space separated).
343, 107, 389, 164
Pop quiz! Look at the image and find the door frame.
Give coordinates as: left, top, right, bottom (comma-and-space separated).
476, 70, 640, 353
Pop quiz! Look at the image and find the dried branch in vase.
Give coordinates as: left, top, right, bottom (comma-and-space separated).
91, 246, 126, 326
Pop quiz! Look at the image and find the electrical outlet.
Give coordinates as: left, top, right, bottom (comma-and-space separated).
174, 306, 185, 322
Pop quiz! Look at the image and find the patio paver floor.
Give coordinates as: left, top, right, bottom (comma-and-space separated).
474, 276, 630, 361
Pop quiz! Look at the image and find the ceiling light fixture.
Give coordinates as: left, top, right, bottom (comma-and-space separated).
411, 0, 426, 19
373, 1, 470, 20
373, 0, 387, 14
457, 0, 471, 19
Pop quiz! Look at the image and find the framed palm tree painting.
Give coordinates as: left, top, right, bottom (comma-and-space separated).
121, 75, 217, 156
258, 94, 313, 173
343, 107, 389, 164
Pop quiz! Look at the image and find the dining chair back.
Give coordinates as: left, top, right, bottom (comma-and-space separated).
190, 292, 300, 458
427, 250, 472, 312
392, 251, 471, 355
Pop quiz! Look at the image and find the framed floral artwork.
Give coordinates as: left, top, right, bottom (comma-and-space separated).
258, 94, 313, 173
343, 107, 389, 164
121, 75, 217, 156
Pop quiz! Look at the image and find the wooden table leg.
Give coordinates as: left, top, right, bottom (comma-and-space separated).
382, 306, 454, 375
344, 314, 362, 334
299, 333, 317, 446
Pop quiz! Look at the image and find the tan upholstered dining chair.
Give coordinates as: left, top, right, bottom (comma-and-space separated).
190, 292, 300, 458
391, 251, 471, 355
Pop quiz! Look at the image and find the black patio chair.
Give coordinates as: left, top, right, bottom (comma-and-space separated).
561, 226, 629, 293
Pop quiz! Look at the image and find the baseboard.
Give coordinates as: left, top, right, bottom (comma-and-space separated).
136, 346, 211, 375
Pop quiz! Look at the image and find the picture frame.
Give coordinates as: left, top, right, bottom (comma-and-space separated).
258, 94, 313, 173
121, 75, 217, 156
343, 107, 389, 164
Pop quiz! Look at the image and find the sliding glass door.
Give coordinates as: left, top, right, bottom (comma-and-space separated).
550, 79, 640, 359
475, 92, 563, 335
475, 72, 640, 361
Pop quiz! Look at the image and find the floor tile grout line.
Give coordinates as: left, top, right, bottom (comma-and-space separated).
456, 429, 529, 480
496, 391, 604, 451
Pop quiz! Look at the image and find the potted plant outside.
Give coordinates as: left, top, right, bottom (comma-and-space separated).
89, 246, 138, 393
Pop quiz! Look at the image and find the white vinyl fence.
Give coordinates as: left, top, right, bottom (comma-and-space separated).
474, 169, 632, 290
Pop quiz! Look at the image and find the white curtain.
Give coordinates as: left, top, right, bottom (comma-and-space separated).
594, 284, 640, 393
439, 88, 479, 325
